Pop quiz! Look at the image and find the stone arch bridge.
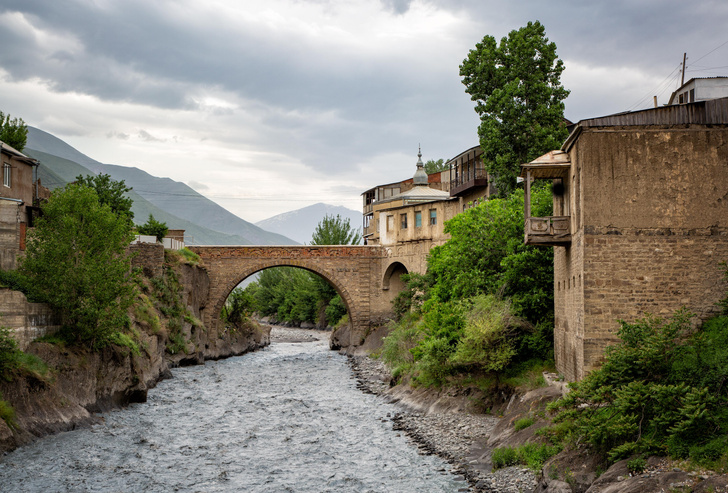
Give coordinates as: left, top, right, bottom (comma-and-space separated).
188, 246, 404, 346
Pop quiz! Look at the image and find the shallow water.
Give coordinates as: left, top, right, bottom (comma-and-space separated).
0, 329, 465, 492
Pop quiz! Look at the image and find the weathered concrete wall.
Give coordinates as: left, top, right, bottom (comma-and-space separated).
188, 245, 388, 346
555, 125, 728, 381
0, 288, 60, 350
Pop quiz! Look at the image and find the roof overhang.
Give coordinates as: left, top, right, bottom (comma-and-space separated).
520, 150, 571, 179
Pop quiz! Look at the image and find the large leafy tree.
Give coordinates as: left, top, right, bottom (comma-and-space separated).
310, 214, 361, 246
75, 173, 134, 222
19, 184, 136, 348
0, 111, 28, 152
424, 158, 447, 174
460, 21, 569, 196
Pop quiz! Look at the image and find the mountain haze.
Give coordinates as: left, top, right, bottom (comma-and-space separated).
25, 127, 296, 245
256, 202, 361, 244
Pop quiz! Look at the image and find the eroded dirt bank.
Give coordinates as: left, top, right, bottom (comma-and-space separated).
0, 261, 270, 455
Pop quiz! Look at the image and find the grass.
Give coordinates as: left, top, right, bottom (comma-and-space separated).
491, 443, 562, 471
0, 393, 16, 430
514, 416, 535, 431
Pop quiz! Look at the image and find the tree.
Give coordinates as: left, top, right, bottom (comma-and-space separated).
19, 184, 136, 348
75, 174, 134, 222
137, 214, 168, 242
424, 158, 448, 174
0, 112, 28, 152
310, 214, 361, 245
460, 21, 570, 196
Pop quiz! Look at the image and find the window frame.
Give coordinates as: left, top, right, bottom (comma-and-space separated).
3, 163, 11, 188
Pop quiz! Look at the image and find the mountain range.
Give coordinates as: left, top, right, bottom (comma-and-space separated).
23, 127, 304, 245
255, 203, 362, 245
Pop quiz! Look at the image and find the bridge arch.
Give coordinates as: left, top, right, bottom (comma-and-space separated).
212, 261, 358, 331
188, 246, 388, 347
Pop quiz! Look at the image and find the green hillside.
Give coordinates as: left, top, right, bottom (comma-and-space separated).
24, 128, 297, 246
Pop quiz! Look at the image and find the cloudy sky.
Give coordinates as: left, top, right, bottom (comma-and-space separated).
1, 0, 727, 223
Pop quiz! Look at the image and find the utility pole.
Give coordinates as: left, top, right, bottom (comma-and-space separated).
681, 52, 687, 86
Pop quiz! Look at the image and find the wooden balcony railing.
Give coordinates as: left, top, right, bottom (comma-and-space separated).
449, 167, 488, 197
524, 216, 571, 246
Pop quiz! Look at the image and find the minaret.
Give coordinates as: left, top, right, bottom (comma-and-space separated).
413, 145, 428, 186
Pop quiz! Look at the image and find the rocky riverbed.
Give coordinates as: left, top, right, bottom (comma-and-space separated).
349, 354, 539, 493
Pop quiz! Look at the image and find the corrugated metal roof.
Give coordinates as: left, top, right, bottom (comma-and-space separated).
563, 97, 728, 151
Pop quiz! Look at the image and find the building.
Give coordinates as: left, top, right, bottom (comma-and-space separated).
0, 140, 43, 269
521, 97, 728, 381
668, 77, 728, 105
363, 146, 491, 304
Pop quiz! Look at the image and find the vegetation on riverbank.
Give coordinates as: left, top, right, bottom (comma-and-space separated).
543, 309, 728, 472
380, 186, 555, 394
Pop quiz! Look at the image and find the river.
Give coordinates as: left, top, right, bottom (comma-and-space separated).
0, 327, 468, 492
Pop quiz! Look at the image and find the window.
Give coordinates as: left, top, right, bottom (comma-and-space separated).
429, 209, 437, 225
3, 163, 10, 188
400, 213, 408, 229
386, 215, 394, 232
415, 211, 422, 228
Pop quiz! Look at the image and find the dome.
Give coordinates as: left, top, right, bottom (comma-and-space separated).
413, 146, 428, 186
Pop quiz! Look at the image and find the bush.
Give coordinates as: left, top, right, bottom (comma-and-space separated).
450, 295, 527, 373
324, 294, 347, 326
0, 326, 20, 381
550, 309, 728, 467
0, 393, 16, 430
514, 416, 535, 431
492, 443, 561, 471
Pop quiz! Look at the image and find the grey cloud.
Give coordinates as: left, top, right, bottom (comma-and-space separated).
3, 0, 728, 177
138, 130, 165, 142
381, 0, 413, 14
107, 131, 130, 140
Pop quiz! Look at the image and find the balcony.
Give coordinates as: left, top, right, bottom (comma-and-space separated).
449, 167, 488, 197
525, 216, 571, 246
520, 150, 572, 247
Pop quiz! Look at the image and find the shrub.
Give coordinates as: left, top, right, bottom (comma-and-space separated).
0, 393, 16, 430
492, 443, 561, 471
627, 457, 646, 474
324, 294, 347, 326
514, 416, 535, 431
0, 326, 20, 380
550, 309, 728, 467
450, 295, 526, 373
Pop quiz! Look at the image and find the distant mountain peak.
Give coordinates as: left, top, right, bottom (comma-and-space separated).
256, 203, 361, 244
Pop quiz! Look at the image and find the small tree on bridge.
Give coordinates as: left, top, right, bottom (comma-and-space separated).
310, 214, 361, 246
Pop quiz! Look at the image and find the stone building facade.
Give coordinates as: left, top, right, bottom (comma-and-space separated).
522, 97, 728, 381
362, 147, 491, 305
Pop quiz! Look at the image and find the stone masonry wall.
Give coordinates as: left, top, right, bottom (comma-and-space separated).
553, 231, 585, 382
130, 242, 164, 278
0, 288, 61, 350
557, 125, 728, 381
